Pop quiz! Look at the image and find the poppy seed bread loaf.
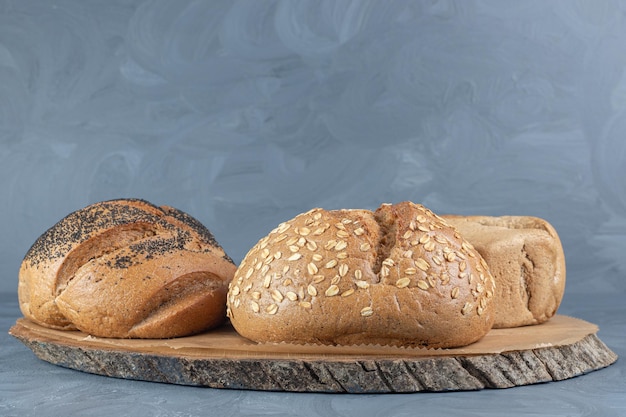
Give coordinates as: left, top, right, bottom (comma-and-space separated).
18, 198, 236, 338
227, 202, 496, 349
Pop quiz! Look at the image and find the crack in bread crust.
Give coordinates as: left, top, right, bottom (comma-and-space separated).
520, 244, 534, 314
372, 208, 398, 278
54, 225, 156, 296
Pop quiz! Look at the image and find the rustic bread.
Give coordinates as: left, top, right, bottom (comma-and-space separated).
442, 215, 565, 328
18, 198, 236, 338
227, 202, 496, 349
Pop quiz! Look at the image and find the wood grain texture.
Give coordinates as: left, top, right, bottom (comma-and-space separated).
9, 316, 618, 393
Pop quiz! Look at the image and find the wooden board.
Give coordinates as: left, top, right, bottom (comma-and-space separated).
9, 315, 618, 393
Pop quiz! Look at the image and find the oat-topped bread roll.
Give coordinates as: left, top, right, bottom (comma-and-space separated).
442, 215, 565, 328
18, 198, 236, 338
227, 202, 496, 349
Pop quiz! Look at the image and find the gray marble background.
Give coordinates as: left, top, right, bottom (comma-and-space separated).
1, 1, 625, 300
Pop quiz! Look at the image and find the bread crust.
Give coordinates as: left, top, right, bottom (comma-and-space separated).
227, 202, 496, 349
18, 198, 236, 338
442, 215, 566, 328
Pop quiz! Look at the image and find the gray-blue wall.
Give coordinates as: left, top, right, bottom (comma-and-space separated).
1, 1, 625, 298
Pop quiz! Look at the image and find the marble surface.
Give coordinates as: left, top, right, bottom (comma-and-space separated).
1, 0, 626, 299
2, 292, 624, 417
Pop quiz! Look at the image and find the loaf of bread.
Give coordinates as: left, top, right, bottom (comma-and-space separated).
227, 202, 496, 349
18, 198, 236, 338
442, 215, 565, 328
